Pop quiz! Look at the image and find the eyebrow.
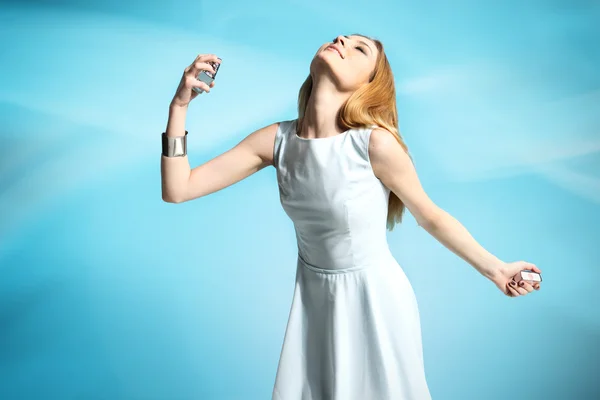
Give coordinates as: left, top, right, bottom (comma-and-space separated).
344, 35, 374, 55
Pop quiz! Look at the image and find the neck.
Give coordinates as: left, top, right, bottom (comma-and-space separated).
299, 77, 352, 139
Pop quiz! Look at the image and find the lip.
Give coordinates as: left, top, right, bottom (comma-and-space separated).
326, 45, 344, 59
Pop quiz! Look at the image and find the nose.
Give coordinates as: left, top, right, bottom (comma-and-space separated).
333, 35, 346, 47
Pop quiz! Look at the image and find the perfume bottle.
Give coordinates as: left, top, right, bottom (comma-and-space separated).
193, 58, 222, 94
513, 269, 542, 284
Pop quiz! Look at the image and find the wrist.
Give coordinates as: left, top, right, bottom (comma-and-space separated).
484, 260, 506, 282
169, 101, 189, 111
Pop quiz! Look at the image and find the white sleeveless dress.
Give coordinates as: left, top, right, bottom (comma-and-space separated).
271, 119, 432, 400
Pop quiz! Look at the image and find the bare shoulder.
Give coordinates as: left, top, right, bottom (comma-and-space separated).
239, 121, 281, 167
368, 127, 411, 179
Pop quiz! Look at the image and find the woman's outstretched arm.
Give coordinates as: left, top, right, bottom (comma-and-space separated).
368, 128, 542, 297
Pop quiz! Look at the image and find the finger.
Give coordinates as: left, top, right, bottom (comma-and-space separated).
185, 54, 220, 72
507, 281, 520, 297
185, 54, 203, 73
191, 54, 221, 72
534, 283, 541, 290
188, 77, 211, 93
521, 261, 541, 274
529, 264, 542, 274
514, 283, 528, 295
187, 54, 218, 75
189, 61, 217, 77
189, 53, 220, 66
196, 53, 221, 64
517, 280, 535, 293
510, 279, 528, 295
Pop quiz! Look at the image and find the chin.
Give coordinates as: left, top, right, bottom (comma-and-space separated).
315, 52, 341, 68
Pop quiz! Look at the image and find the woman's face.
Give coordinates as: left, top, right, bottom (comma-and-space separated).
311, 35, 379, 92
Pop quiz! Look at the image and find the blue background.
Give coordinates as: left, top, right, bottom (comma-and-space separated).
1, 0, 599, 399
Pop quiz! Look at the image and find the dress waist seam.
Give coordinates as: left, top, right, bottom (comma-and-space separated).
297, 252, 389, 274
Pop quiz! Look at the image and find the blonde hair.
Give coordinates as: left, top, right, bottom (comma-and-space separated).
296, 33, 413, 231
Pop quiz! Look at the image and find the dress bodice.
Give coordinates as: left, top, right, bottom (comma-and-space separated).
273, 119, 392, 271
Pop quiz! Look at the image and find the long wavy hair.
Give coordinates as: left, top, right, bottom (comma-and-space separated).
296, 33, 413, 231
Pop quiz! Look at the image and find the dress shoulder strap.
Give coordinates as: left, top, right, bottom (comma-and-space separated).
273, 119, 296, 170
350, 124, 380, 162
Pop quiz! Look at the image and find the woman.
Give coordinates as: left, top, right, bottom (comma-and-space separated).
161, 34, 543, 400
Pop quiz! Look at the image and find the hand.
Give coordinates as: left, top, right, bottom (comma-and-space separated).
491, 261, 542, 298
171, 53, 221, 108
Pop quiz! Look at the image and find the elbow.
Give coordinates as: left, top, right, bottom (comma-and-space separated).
162, 195, 176, 203
162, 192, 185, 203
162, 183, 188, 203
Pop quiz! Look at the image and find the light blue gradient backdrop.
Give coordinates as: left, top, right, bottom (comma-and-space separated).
1, 1, 598, 399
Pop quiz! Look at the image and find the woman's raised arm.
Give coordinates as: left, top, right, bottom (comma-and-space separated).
160, 52, 280, 203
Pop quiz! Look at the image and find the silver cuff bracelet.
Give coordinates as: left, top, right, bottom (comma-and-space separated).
162, 131, 188, 157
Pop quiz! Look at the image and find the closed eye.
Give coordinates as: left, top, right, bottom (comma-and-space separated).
331, 38, 368, 55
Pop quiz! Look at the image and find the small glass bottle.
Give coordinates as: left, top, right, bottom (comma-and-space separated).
193, 58, 222, 94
